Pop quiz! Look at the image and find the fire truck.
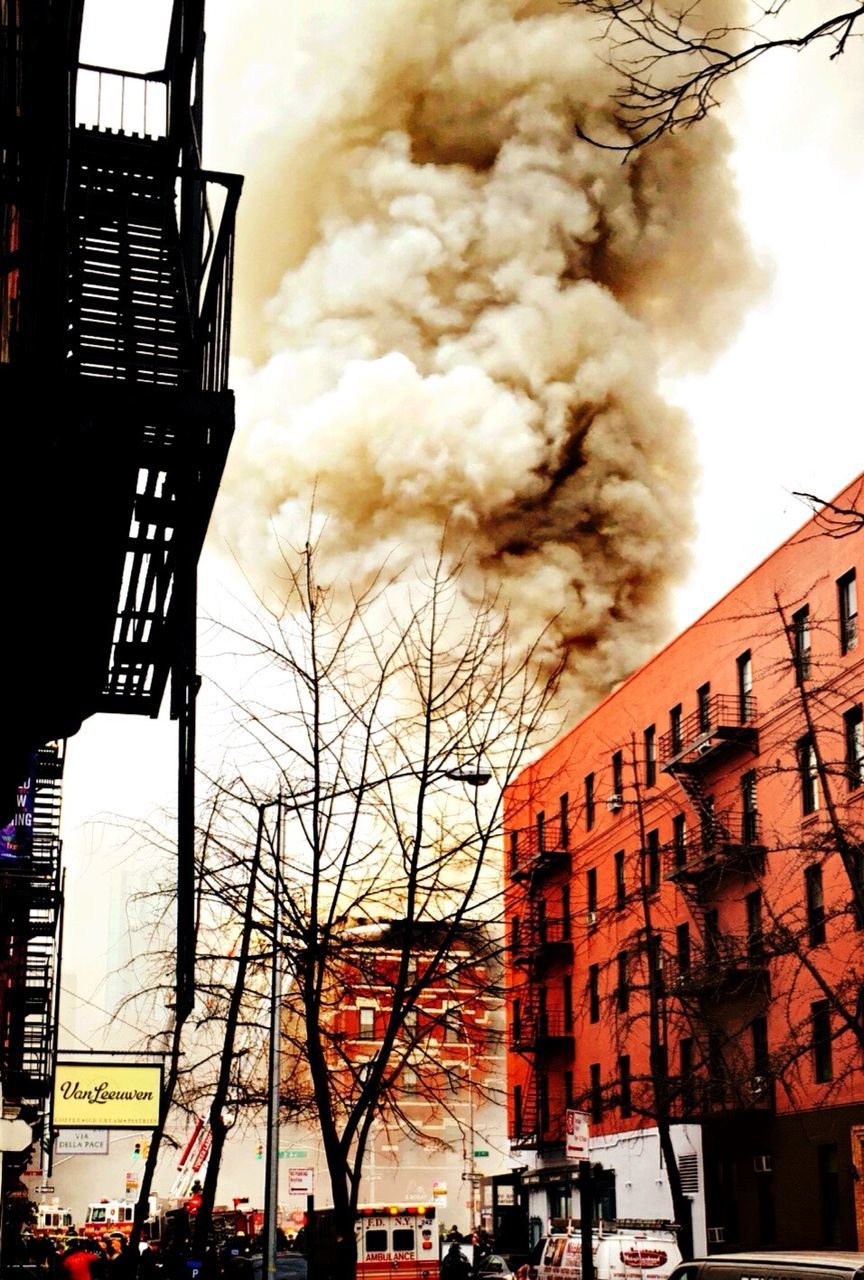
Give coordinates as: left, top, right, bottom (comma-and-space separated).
310, 1203, 439, 1280
80, 1195, 163, 1242
32, 1204, 75, 1239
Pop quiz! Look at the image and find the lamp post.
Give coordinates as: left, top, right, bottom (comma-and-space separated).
261, 795, 283, 1280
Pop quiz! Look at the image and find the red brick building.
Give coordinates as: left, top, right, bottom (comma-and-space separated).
504, 474, 864, 1253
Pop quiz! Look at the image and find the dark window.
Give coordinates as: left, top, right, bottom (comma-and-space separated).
751, 1015, 769, 1078
619, 1054, 631, 1119
806, 864, 826, 946
646, 829, 660, 894
536, 809, 545, 853
511, 916, 521, 953
393, 1229, 414, 1252
512, 999, 521, 1043
560, 792, 570, 848
644, 725, 656, 787
676, 922, 691, 974
680, 1038, 695, 1114
845, 706, 864, 790
561, 885, 571, 939
697, 682, 711, 733
799, 734, 819, 814
670, 703, 683, 754
838, 570, 858, 655
737, 650, 753, 722
708, 1029, 724, 1105
673, 813, 687, 870
746, 889, 763, 960
359, 1007, 376, 1040
564, 1070, 574, 1106
587, 867, 597, 925
509, 830, 518, 872
793, 605, 811, 682
365, 1230, 388, 1253
812, 1000, 833, 1082
612, 750, 624, 800
589, 964, 600, 1023
563, 975, 573, 1033
853, 850, 864, 930
615, 849, 626, 908
649, 935, 664, 996
513, 1084, 522, 1136
741, 770, 758, 842
585, 773, 595, 830
701, 794, 716, 851
617, 951, 629, 1012
818, 1145, 841, 1246
590, 1062, 602, 1123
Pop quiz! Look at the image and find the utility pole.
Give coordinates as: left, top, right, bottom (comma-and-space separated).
262, 796, 283, 1280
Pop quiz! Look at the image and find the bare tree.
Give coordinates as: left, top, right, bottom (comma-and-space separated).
570, 2, 864, 150
180, 542, 563, 1276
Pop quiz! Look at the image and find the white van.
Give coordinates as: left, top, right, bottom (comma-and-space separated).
538, 1220, 682, 1280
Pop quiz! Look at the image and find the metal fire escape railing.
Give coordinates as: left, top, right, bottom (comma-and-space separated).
0, 742, 64, 1099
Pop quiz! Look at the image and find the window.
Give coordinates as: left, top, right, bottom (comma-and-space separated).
611, 750, 624, 800
402, 1066, 418, 1093
751, 1015, 769, 1080
646, 828, 661, 894
536, 809, 545, 853
511, 916, 521, 953
704, 908, 720, 963
838, 569, 858, 654
587, 867, 598, 925
799, 734, 819, 815
746, 889, 763, 960
806, 864, 826, 946
670, 704, 683, 754
393, 1229, 414, 1253
513, 1084, 522, 1137
697, 682, 711, 733
443, 1014, 461, 1044
615, 849, 626, 908
561, 885, 571, 939
617, 951, 629, 1012
589, 964, 600, 1023
812, 1000, 833, 1082
649, 935, 664, 996
701, 794, 716, 851
845, 706, 864, 790
741, 770, 758, 842
590, 1062, 602, 1123
680, 1038, 695, 1114
853, 849, 864, 930
676, 922, 691, 975
644, 725, 656, 787
560, 792, 570, 848
585, 773, 595, 830
673, 813, 687, 870
509, 830, 518, 873
512, 999, 521, 1043
564, 1070, 574, 1107
404, 1009, 417, 1038
359, 1007, 376, 1040
737, 649, 753, 722
563, 975, 573, 1034
619, 1054, 632, 1119
365, 1229, 388, 1253
792, 605, 811, 682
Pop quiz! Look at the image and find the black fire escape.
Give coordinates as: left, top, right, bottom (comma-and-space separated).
0, 0, 241, 1123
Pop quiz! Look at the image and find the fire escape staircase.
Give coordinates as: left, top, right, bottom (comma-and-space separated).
0, 743, 64, 1099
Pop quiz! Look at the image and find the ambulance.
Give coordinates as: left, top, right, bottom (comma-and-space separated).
310, 1202, 440, 1279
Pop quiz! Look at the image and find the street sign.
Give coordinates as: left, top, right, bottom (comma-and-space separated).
473, 1150, 489, 1157
35, 1186, 55, 1194
280, 1149, 307, 1159
287, 1167, 314, 1195
55, 1129, 109, 1156
565, 1109, 590, 1161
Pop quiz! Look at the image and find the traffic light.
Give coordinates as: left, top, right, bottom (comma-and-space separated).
132, 1142, 141, 1158
255, 1143, 263, 1160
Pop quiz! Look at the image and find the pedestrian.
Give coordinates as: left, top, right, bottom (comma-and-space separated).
58, 1237, 104, 1280
440, 1239, 472, 1279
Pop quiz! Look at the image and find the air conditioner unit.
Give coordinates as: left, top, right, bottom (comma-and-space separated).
707, 1227, 725, 1244
587, 910, 597, 927
693, 741, 713, 758
607, 794, 623, 813
753, 1154, 772, 1174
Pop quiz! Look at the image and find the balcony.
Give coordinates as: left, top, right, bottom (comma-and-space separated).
510, 1007, 575, 1054
676, 1072, 775, 1119
665, 932, 770, 1001
508, 813, 570, 882
513, 917, 573, 969
665, 810, 766, 891
659, 695, 758, 772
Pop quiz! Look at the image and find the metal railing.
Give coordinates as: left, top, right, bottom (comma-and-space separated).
659, 693, 757, 767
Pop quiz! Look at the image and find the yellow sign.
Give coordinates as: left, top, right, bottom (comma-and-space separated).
53, 1063, 161, 1129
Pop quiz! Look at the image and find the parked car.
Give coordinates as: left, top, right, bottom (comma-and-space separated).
668, 1254, 864, 1280
476, 1255, 534, 1279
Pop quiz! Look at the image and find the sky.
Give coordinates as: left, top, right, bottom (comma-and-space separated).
58, 0, 864, 1047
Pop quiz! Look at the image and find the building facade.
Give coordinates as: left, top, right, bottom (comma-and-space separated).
504, 474, 864, 1253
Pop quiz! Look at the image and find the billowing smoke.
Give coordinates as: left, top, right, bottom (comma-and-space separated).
208, 0, 761, 709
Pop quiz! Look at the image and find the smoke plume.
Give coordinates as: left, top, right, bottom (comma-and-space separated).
208, 0, 760, 709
